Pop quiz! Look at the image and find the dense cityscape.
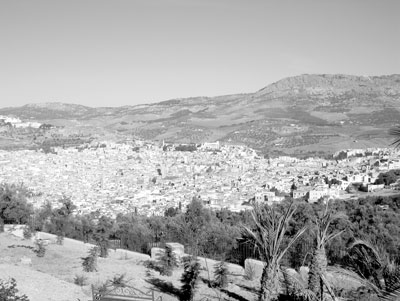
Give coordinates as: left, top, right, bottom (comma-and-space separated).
1, 137, 399, 218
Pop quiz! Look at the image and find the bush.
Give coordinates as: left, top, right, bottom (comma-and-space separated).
73, 275, 88, 286
23, 226, 32, 240
56, 234, 64, 245
0, 278, 29, 301
33, 239, 46, 257
213, 261, 228, 288
180, 256, 201, 301
108, 274, 128, 287
158, 245, 178, 276
82, 246, 99, 272
143, 260, 164, 275
0, 218, 4, 233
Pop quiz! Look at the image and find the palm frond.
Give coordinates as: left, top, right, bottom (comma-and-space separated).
326, 266, 381, 294
244, 202, 306, 264
314, 205, 346, 249
389, 126, 400, 148
320, 273, 337, 301
277, 226, 307, 263
348, 239, 384, 268
281, 267, 318, 301
381, 286, 400, 301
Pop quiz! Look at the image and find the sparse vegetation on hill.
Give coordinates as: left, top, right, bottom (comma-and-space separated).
1, 74, 400, 156
2, 182, 400, 300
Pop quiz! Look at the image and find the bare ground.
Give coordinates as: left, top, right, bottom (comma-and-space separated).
0, 231, 257, 301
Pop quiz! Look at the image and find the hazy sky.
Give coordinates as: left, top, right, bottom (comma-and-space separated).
0, 0, 399, 108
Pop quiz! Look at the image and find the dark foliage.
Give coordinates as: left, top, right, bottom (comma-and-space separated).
213, 261, 229, 288
158, 245, 178, 276
0, 184, 33, 224
0, 278, 30, 301
73, 275, 88, 286
22, 225, 33, 240
180, 256, 201, 301
93, 216, 113, 258
33, 239, 46, 257
81, 246, 99, 272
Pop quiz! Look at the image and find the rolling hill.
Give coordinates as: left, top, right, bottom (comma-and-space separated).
1, 74, 400, 157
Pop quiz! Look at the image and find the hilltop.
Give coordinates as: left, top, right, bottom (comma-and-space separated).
1, 74, 400, 156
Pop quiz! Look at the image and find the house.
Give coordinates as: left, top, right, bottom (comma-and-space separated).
293, 189, 309, 199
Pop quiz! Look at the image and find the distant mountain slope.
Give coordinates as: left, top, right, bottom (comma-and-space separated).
1, 74, 400, 156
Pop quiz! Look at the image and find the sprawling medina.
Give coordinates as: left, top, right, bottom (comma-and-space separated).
244, 202, 307, 301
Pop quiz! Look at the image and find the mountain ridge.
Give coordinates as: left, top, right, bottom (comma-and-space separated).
1, 73, 399, 157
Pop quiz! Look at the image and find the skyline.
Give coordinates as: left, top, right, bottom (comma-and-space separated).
0, 0, 399, 108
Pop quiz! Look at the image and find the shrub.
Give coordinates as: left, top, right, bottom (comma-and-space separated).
97, 240, 109, 258
0, 218, 4, 233
82, 246, 99, 272
23, 226, 32, 240
213, 261, 228, 288
33, 239, 46, 257
143, 260, 164, 275
73, 275, 88, 286
109, 274, 128, 287
56, 234, 64, 245
180, 256, 201, 301
0, 278, 29, 301
158, 245, 178, 276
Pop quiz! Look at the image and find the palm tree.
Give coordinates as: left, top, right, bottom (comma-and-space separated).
244, 202, 307, 301
347, 240, 400, 300
308, 203, 345, 300
389, 126, 400, 148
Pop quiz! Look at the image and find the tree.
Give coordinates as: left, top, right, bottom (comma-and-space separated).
50, 197, 76, 245
179, 198, 211, 256
213, 261, 228, 288
164, 207, 179, 217
180, 256, 201, 301
308, 204, 346, 300
93, 216, 113, 258
200, 221, 239, 261
0, 278, 29, 301
0, 184, 32, 224
80, 215, 95, 243
82, 246, 99, 272
158, 245, 178, 276
243, 202, 307, 301
347, 240, 400, 299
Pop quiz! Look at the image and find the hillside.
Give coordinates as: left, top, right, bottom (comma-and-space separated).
0, 229, 254, 301
1, 74, 400, 156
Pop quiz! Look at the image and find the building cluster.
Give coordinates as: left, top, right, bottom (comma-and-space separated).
0, 141, 398, 218
0, 115, 42, 128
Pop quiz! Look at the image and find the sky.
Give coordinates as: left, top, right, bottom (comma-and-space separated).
0, 0, 399, 108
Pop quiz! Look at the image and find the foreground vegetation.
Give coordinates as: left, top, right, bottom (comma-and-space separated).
1, 182, 400, 300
